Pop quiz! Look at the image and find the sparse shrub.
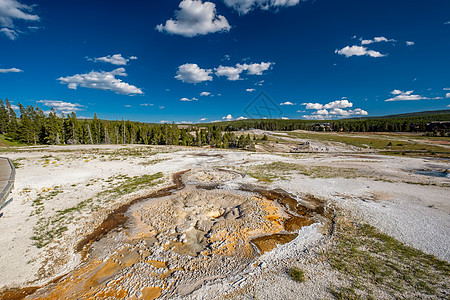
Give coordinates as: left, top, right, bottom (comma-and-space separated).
289, 267, 305, 282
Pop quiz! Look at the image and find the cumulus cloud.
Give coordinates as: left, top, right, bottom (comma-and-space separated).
215, 62, 273, 80
37, 100, 85, 114
280, 101, 295, 105
360, 36, 396, 45
406, 41, 415, 46
200, 91, 211, 96
323, 99, 353, 109
301, 99, 367, 119
302, 115, 327, 120
58, 68, 143, 95
335, 45, 385, 58
446, 93, 450, 98
303, 102, 323, 110
88, 54, 137, 66
222, 114, 233, 121
223, 0, 302, 14
245, 62, 273, 75
156, 0, 230, 37
384, 90, 441, 102
175, 63, 213, 83
0, 67, 22, 73
246, 88, 255, 92
236, 116, 247, 120
215, 65, 244, 81
180, 97, 198, 102
0, 0, 40, 39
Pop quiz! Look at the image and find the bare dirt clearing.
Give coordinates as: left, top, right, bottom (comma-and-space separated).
0, 142, 449, 299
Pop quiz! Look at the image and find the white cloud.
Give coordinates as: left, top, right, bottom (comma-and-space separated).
236, 116, 247, 120
0, 0, 39, 39
323, 99, 353, 109
313, 107, 368, 117
302, 99, 367, 118
303, 102, 323, 110
385, 90, 443, 102
159, 106, 165, 109
443, 88, 450, 91
124, 104, 132, 108
140, 103, 154, 107
215, 65, 244, 81
222, 114, 233, 121
244, 62, 273, 75
246, 88, 256, 92
335, 45, 385, 58
360, 36, 396, 45
10, 104, 19, 110
223, 0, 302, 14
255, 80, 264, 86
89, 54, 137, 66
175, 63, 213, 83
406, 41, 415, 46
200, 91, 211, 96
350, 108, 369, 115
176, 121, 193, 124
200, 117, 207, 121
0, 0, 39, 27
37, 100, 85, 114
58, 68, 143, 95
156, 0, 230, 37
302, 115, 327, 120
315, 109, 328, 115
446, 93, 450, 98
280, 101, 295, 105
282, 117, 289, 120
180, 97, 198, 101
445, 21, 450, 25
215, 62, 273, 80
0, 67, 22, 73
0, 27, 17, 39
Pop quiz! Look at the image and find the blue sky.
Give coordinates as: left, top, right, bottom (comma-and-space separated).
0, 0, 449, 123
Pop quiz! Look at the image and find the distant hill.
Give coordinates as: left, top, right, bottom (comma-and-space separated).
200, 110, 450, 126
353, 109, 450, 120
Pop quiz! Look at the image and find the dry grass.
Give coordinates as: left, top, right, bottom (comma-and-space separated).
325, 217, 450, 299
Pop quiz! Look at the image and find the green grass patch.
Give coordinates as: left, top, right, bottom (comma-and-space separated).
325, 219, 450, 298
31, 172, 164, 248
242, 162, 361, 182
281, 131, 448, 157
289, 267, 306, 282
0, 134, 24, 147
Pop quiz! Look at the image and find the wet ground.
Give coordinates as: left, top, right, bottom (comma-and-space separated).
8, 168, 327, 299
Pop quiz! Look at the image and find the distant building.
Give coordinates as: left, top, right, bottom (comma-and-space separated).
426, 121, 450, 132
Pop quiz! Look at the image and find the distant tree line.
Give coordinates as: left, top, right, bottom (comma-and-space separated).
0, 99, 256, 149
1, 99, 448, 147
207, 111, 450, 135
